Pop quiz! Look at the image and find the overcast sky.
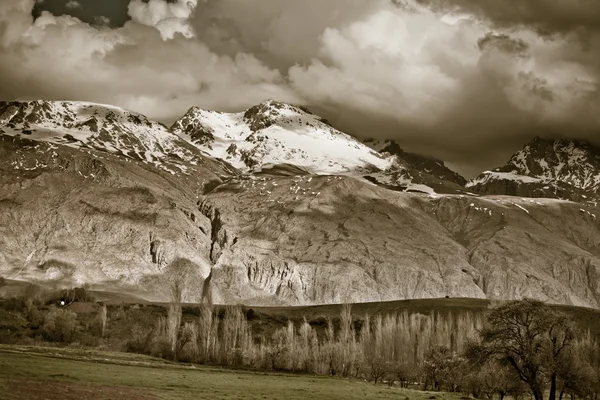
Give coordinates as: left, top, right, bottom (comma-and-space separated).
1, 0, 599, 177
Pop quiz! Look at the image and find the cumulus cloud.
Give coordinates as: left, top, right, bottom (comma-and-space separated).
0, 0, 299, 123
1, 0, 599, 176
191, 0, 383, 71
65, 1, 82, 10
128, 0, 199, 40
93, 15, 111, 27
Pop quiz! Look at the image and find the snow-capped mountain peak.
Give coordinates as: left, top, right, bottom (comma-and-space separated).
467, 137, 600, 203
171, 100, 393, 174
0, 100, 220, 175
503, 137, 600, 192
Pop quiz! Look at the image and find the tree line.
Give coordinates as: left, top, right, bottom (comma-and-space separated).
1, 273, 599, 399
131, 297, 599, 399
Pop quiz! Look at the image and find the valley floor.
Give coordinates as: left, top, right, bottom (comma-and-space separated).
0, 345, 460, 400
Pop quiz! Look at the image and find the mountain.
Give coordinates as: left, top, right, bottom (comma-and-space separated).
468, 137, 600, 205
364, 139, 466, 186
363, 139, 467, 195
0, 100, 237, 302
0, 100, 237, 181
171, 100, 393, 174
170, 102, 468, 195
1, 101, 600, 308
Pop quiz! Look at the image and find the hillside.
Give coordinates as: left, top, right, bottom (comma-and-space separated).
1, 101, 600, 308
0, 102, 236, 302
200, 169, 600, 307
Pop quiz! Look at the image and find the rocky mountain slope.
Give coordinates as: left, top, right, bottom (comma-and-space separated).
0, 101, 238, 302
202, 169, 600, 307
364, 139, 466, 186
468, 137, 600, 205
363, 139, 468, 195
1, 101, 600, 308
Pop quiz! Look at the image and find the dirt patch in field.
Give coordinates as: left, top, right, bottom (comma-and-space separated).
5, 380, 158, 400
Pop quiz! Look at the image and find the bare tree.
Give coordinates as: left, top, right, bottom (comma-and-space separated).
297, 318, 314, 372
366, 356, 387, 384
422, 345, 465, 391
98, 302, 107, 338
338, 304, 355, 377
164, 258, 201, 358
196, 303, 216, 363
547, 316, 575, 400
324, 318, 339, 376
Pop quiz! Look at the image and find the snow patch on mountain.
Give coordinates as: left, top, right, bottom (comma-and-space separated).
466, 171, 545, 188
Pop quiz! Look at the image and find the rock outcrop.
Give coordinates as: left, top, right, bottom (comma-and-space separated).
364, 139, 467, 188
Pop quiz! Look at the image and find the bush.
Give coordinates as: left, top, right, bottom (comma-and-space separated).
1, 297, 28, 312
40, 307, 79, 343
26, 305, 45, 330
124, 322, 155, 355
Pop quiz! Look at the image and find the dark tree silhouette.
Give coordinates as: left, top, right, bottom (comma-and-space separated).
469, 299, 576, 400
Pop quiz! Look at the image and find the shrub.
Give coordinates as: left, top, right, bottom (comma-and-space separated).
125, 321, 155, 355
422, 345, 466, 392
44, 286, 94, 305
40, 307, 79, 343
26, 304, 45, 330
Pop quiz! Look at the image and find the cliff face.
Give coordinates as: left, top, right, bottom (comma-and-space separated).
198, 174, 484, 305
429, 196, 600, 307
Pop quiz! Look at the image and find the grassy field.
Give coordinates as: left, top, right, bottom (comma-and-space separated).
0, 345, 462, 400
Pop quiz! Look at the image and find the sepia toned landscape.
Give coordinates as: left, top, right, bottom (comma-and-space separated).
1, 0, 600, 399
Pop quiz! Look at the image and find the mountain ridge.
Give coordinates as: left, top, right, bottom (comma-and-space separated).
1, 99, 600, 308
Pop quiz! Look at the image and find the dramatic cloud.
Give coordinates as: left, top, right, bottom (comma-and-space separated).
0, 0, 599, 176
128, 0, 198, 40
416, 0, 600, 36
0, 0, 299, 123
